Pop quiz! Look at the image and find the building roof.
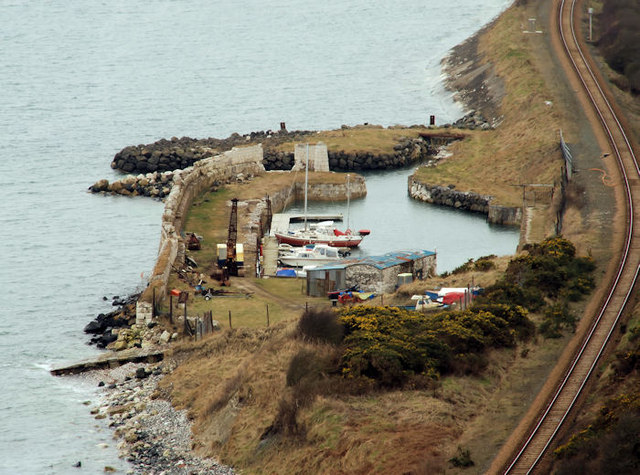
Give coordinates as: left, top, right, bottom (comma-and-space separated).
309, 249, 435, 272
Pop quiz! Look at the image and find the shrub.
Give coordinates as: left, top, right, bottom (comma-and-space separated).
474, 255, 496, 272
476, 281, 544, 312
338, 305, 534, 387
449, 446, 475, 468
296, 307, 344, 345
540, 302, 576, 338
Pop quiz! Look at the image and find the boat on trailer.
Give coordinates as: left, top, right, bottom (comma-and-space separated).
278, 242, 347, 267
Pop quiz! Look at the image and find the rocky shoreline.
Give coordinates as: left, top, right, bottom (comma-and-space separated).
77, 362, 233, 474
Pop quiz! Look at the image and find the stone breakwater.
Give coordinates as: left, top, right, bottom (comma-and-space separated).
263, 136, 434, 171
111, 130, 317, 174
89, 171, 175, 199
408, 176, 522, 225
110, 126, 437, 175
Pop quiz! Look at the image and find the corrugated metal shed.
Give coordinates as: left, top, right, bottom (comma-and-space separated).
312, 250, 435, 271
306, 249, 437, 296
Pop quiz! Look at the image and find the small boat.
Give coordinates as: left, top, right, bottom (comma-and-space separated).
278, 243, 346, 267
275, 221, 369, 248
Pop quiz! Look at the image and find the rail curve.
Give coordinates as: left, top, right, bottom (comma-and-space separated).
503, 0, 640, 473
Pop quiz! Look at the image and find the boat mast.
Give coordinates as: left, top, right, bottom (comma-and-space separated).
346, 173, 350, 231
304, 143, 309, 231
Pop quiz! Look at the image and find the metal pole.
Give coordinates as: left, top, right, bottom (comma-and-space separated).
304, 144, 309, 231
588, 8, 593, 42
346, 174, 350, 231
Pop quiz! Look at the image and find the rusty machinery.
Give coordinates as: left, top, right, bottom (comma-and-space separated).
211, 198, 243, 284
226, 198, 239, 276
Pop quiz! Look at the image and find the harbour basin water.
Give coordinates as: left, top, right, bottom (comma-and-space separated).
285, 165, 520, 274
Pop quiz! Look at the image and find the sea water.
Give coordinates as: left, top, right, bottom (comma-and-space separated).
0, 0, 513, 472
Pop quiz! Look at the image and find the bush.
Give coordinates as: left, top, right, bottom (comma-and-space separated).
540, 302, 576, 338
338, 305, 533, 387
296, 308, 344, 345
474, 256, 496, 272
477, 281, 544, 312
449, 446, 475, 468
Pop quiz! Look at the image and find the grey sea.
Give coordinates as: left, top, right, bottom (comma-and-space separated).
0, 0, 514, 473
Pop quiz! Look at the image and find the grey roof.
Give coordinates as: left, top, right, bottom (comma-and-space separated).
309, 249, 435, 271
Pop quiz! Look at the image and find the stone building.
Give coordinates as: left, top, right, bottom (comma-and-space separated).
306, 249, 437, 297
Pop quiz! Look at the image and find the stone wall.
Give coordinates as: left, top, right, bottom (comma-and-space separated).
345, 253, 437, 295
292, 143, 329, 171
136, 145, 265, 323
408, 176, 522, 225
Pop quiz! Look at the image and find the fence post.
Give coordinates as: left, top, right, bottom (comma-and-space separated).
184, 302, 188, 335
228, 310, 232, 330
266, 304, 270, 327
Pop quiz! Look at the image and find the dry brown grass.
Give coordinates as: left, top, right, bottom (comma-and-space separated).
273, 125, 432, 154
161, 319, 515, 474
414, 7, 565, 208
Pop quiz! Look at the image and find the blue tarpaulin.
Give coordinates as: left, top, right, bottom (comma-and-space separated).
276, 268, 297, 278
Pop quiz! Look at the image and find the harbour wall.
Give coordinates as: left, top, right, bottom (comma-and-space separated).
408, 176, 522, 225
136, 145, 265, 322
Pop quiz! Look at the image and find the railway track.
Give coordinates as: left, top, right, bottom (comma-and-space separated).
502, 0, 640, 473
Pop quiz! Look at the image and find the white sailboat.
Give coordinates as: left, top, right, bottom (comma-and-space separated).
275, 147, 370, 248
